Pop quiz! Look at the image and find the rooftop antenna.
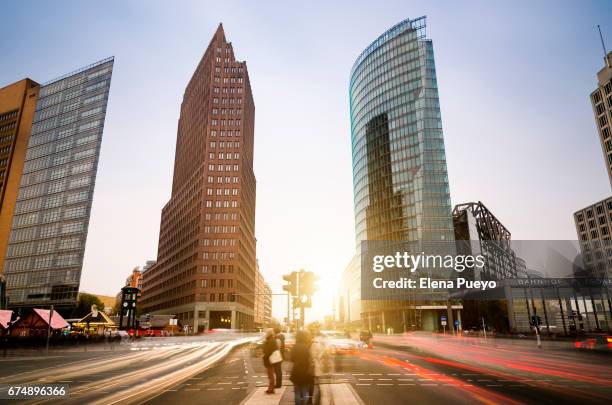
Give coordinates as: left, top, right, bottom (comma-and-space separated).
598, 25, 611, 68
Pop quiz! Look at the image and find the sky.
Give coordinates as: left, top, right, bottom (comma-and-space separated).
1, 0, 611, 321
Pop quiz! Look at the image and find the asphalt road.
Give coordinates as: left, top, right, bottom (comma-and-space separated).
0, 333, 258, 405
348, 333, 612, 405
141, 333, 612, 405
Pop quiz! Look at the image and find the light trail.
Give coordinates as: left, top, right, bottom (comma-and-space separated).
10, 334, 259, 405
358, 350, 525, 405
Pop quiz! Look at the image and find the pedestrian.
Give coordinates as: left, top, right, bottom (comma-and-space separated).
274, 326, 285, 388
263, 328, 281, 394
290, 330, 313, 405
309, 331, 325, 404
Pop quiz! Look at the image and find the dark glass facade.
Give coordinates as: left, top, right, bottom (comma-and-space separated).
349, 17, 456, 332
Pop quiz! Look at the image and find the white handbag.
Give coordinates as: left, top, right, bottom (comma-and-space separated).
269, 349, 282, 364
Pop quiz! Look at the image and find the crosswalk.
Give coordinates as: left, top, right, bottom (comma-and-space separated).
241, 386, 287, 405
240, 384, 363, 405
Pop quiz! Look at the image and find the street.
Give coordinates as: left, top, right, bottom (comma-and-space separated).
0, 333, 257, 405
0, 332, 610, 404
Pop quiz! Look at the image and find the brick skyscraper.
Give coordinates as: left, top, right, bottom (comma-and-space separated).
0, 79, 39, 275
141, 24, 257, 332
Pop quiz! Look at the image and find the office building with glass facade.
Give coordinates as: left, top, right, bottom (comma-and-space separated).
349, 17, 456, 332
3, 58, 114, 312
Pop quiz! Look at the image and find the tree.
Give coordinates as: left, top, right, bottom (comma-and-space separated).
72, 293, 105, 318
111, 300, 122, 316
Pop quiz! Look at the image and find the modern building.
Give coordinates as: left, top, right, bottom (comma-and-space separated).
338, 254, 361, 326
573, 46, 612, 280
115, 261, 155, 307
453, 201, 519, 281
253, 264, 265, 329
141, 24, 257, 332
253, 266, 272, 329
126, 267, 143, 290
590, 50, 612, 186
452, 201, 529, 332
348, 16, 456, 332
263, 282, 272, 326
573, 196, 612, 278
2, 58, 114, 314
0, 79, 40, 273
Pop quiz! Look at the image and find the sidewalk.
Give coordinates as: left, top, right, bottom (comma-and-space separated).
240, 383, 364, 405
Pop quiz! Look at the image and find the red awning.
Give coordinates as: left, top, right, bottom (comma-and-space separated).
0, 310, 13, 329
33, 308, 69, 329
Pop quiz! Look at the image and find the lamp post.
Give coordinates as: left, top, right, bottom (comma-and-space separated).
0, 274, 6, 310
45, 305, 54, 357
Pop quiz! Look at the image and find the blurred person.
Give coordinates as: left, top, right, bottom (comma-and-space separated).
274, 326, 286, 388
290, 330, 313, 405
263, 328, 280, 394
309, 330, 326, 405
360, 329, 373, 348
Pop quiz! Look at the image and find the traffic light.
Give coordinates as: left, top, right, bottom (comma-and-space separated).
282, 272, 298, 296
299, 271, 317, 296
530, 315, 542, 326
285, 270, 316, 309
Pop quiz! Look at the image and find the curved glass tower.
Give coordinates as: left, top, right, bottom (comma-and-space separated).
349, 17, 456, 331
350, 16, 454, 247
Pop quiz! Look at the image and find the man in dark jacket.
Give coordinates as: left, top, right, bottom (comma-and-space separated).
274, 326, 285, 388
290, 331, 313, 405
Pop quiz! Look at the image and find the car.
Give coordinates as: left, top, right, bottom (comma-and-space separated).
321, 330, 365, 355
574, 334, 612, 351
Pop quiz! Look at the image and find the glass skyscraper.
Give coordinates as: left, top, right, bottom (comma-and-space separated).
350, 16, 453, 245
3, 58, 114, 311
349, 17, 456, 331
